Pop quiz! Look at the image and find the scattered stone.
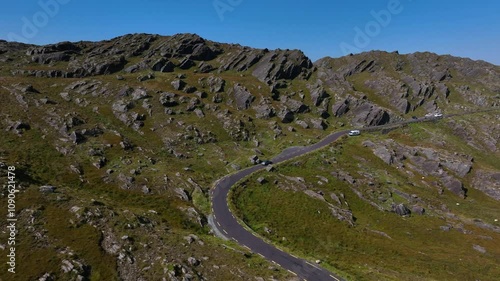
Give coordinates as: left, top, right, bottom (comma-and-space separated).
39, 185, 56, 193
187, 257, 200, 266
171, 79, 186, 91
137, 73, 155, 82
393, 203, 411, 216
473, 245, 486, 254
69, 131, 85, 144
193, 108, 205, 118
411, 205, 425, 215
310, 118, 327, 130
131, 88, 149, 100
250, 155, 260, 164
296, 120, 309, 129
151, 58, 175, 72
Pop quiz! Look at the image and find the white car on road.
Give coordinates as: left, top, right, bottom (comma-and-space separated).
348, 130, 361, 136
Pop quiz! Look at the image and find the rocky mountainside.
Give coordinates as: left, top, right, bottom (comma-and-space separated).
0, 33, 499, 281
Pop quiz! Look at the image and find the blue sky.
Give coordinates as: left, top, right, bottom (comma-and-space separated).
1, 0, 499, 64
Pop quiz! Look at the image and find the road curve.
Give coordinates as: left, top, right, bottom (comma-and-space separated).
211, 131, 347, 281
209, 109, 499, 281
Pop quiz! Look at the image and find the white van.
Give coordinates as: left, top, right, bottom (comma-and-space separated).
348, 130, 360, 136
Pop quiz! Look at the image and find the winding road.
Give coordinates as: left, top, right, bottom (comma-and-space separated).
211, 130, 347, 281
209, 109, 498, 281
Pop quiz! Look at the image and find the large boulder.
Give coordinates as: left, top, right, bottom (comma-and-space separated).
159, 92, 178, 107
69, 56, 127, 77
396, 98, 411, 114
351, 104, 391, 126
199, 76, 225, 93
310, 119, 327, 130
253, 103, 275, 119
32, 52, 71, 64
393, 203, 411, 216
171, 79, 186, 91
284, 98, 309, 113
231, 84, 255, 110
310, 87, 329, 106
277, 108, 295, 123
332, 99, 350, 117
443, 177, 467, 198
151, 58, 175, 72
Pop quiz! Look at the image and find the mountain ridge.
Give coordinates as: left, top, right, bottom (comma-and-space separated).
0, 32, 499, 281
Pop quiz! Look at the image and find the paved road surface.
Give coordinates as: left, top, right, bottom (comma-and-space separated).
211, 131, 347, 281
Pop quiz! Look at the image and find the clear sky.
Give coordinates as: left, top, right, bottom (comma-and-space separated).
1, 0, 499, 65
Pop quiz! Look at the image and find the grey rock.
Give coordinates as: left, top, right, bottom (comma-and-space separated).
373, 146, 394, 165
396, 98, 410, 114
440, 225, 451, 232
253, 103, 275, 119
441, 160, 472, 177
193, 108, 205, 118
194, 91, 207, 99
39, 185, 56, 193
13, 121, 31, 132
362, 140, 375, 148
70, 131, 85, 144
171, 79, 186, 91
393, 203, 411, 216
285, 98, 309, 113
159, 92, 178, 107
251, 49, 312, 83
187, 257, 200, 266
473, 245, 486, 254
310, 119, 327, 130
310, 87, 328, 106
32, 51, 71, 64
352, 104, 390, 126
199, 76, 225, 93
175, 188, 190, 201
198, 62, 214, 73
249, 155, 260, 164
69, 55, 127, 77
212, 93, 223, 103
137, 73, 155, 81
124, 63, 147, 73
296, 120, 309, 129
411, 205, 425, 215
112, 100, 131, 113
230, 163, 241, 170
184, 86, 197, 94
277, 108, 294, 123
93, 157, 107, 169
186, 97, 201, 111
443, 178, 466, 198
131, 88, 149, 100
151, 58, 175, 72
179, 57, 195, 69
332, 99, 350, 117
232, 84, 255, 109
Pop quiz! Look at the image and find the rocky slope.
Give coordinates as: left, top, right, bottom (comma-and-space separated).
0, 33, 499, 281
